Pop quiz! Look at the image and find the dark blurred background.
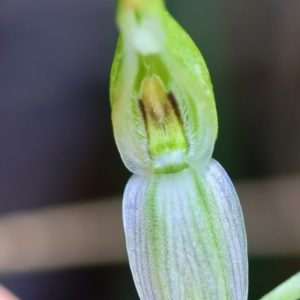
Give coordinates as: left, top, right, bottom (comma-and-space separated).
0, 0, 300, 299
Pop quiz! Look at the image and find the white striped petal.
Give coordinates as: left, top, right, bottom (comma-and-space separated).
123, 159, 248, 300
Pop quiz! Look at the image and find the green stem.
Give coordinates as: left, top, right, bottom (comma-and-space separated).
259, 272, 300, 300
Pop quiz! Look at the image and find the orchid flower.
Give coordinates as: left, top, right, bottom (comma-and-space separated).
110, 0, 248, 299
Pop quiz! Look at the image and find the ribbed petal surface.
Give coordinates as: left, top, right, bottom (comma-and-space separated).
123, 159, 248, 300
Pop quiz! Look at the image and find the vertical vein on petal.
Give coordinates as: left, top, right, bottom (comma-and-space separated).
203, 168, 239, 298
206, 160, 248, 299
183, 191, 214, 298
191, 168, 231, 299
145, 176, 167, 299
124, 175, 157, 299
143, 176, 160, 299
134, 180, 148, 297
163, 179, 179, 299
176, 178, 207, 299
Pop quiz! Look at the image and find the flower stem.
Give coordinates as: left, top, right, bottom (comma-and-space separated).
259, 272, 300, 300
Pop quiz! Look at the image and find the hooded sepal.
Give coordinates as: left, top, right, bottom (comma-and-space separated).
110, 1, 218, 175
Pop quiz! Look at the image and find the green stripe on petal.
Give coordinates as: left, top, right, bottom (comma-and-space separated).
123, 159, 248, 300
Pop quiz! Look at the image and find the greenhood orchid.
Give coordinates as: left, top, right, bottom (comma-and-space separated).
110, 0, 248, 299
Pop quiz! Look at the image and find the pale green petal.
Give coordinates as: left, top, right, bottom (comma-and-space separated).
123, 159, 248, 300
